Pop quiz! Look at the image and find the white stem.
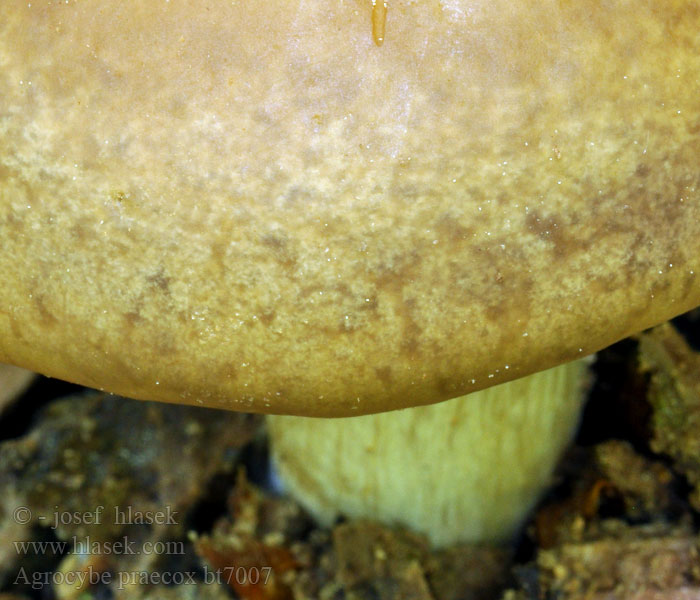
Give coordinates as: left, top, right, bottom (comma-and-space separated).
267, 359, 590, 547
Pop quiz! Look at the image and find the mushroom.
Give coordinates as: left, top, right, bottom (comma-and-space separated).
1, 2, 699, 545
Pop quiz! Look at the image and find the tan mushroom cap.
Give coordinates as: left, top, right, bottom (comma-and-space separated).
1, 1, 699, 416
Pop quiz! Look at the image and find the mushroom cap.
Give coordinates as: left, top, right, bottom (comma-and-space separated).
1, 1, 699, 416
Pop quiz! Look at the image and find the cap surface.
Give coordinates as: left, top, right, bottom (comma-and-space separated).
1, 1, 699, 416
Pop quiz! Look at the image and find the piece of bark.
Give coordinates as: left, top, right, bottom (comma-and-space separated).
194, 471, 310, 600
0, 364, 35, 415
510, 522, 700, 600
594, 440, 674, 520
638, 323, 700, 511
0, 392, 261, 595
